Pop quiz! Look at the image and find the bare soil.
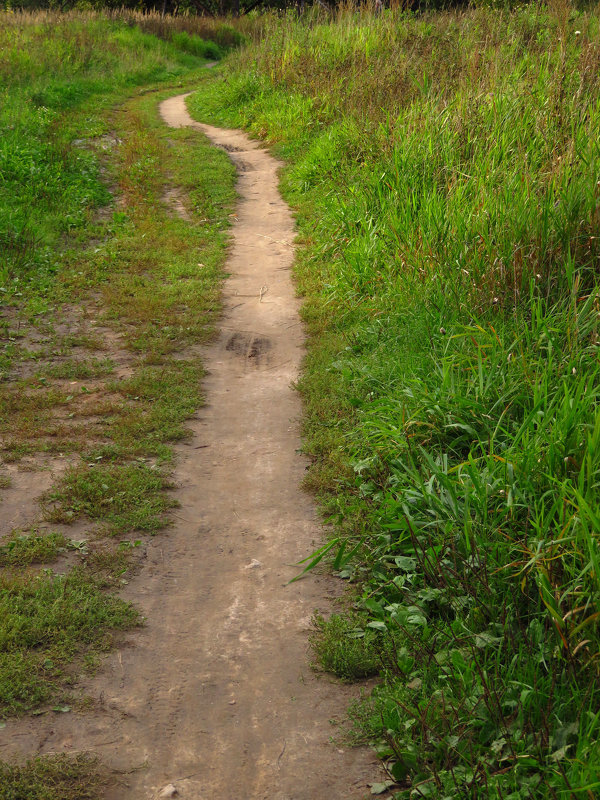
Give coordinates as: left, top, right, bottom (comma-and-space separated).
1, 95, 382, 799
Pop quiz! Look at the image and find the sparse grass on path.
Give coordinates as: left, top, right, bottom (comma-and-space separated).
0, 753, 103, 800
189, 4, 600, 797
0, 10, 237, 794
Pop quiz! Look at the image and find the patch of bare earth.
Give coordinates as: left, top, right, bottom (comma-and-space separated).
0, 302, 134, 534
1, 95, 383, 799
162, 183, 193, 222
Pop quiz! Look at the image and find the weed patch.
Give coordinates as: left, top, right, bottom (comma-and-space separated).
39, 358, 115, 381
45, 464, 175, 535
310, 613, 382, 681
0, 568, 139, 716
0, 753, 103, 800
0, 531, 69, 567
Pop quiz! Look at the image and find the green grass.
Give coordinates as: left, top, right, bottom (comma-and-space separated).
45, 463, 176, 535
188, 4, 600, 797
310, 612, 384, 681
0, 8, 236, 300
105, 361, 207, 456
38, 358, 115, 380
0, 10, 236, 775
0, 753, 103, 800
0, 16, 190, 292
0, 531, 69, 567
0, 568, 139, 717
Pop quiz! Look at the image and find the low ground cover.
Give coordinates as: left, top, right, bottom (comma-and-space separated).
189, 4, 600, 796
0, 11, 236, 794
0, 753, 103, 800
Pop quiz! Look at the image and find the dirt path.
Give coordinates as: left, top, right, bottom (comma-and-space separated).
3, 95, 381, 799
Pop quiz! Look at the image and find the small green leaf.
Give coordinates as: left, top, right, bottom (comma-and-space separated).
551, 744, 572, 762
394, 555, 417, 570
390, 759, 409, 781
287, 538, 340, 583
490, 737, 507, 755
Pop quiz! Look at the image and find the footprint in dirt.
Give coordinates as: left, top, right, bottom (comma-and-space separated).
225, 331, 272, 367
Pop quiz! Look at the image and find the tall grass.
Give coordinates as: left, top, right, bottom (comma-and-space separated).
189, 3, 600, 796
0, 7, 246, 46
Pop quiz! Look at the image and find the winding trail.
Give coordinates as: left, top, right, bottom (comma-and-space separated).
145, 93, 379, 799
2, 94, 380, 799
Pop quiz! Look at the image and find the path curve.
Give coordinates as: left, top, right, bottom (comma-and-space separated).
3, 94, 381, 800
149, 93, 379, 799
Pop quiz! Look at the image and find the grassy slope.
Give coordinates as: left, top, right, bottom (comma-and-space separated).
189, 5, 600, 797
0, 12, 236, 797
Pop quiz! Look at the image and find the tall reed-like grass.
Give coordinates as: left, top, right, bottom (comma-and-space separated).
0, 7, 245, 46
189, 3, 600, 795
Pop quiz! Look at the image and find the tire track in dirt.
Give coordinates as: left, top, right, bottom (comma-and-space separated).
1, 94, 382, 799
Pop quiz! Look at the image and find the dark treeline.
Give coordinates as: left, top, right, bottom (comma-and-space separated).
1, 0, 470, 19
3, 0, 293, 16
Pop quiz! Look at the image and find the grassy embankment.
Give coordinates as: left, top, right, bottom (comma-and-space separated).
0, 12, 237, 797
189, 5, 600, 797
